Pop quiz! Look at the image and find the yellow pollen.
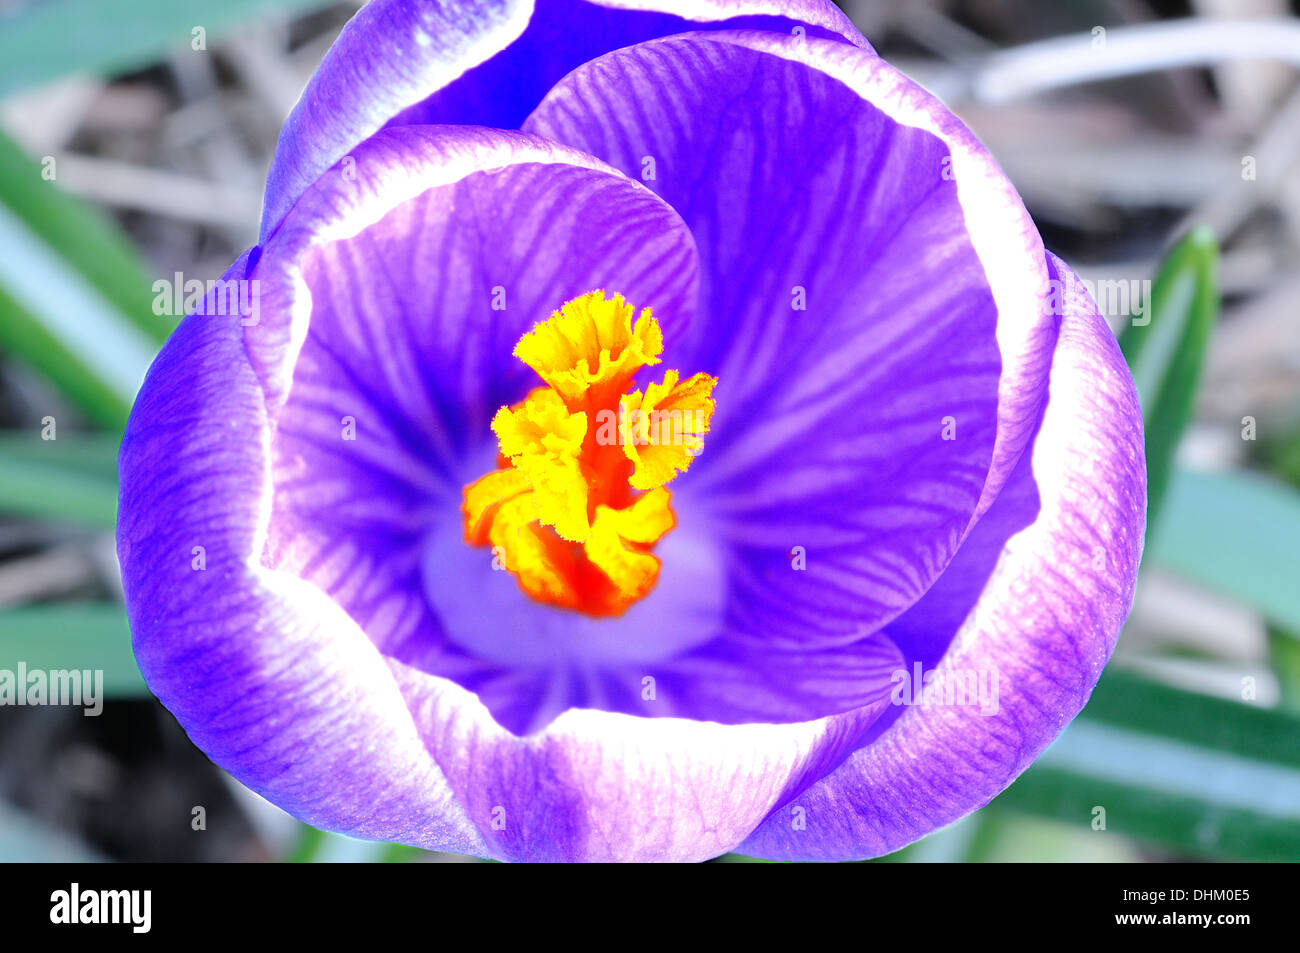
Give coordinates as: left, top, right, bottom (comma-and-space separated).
462, 290, 717, 617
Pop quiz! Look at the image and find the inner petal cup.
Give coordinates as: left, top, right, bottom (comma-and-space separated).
249, 39, 1049, 734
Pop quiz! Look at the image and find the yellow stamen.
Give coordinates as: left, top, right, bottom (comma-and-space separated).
620, 369, 717, 490
513, 290, 662, 409
491, 388, 589, 541
462, 290, 717, 617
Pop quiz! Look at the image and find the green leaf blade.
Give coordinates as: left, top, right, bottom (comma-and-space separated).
0, 605, 146, 696
1117, 226, 1218, 532
990, 670, 1300, 861
1150, 468, 1300, 633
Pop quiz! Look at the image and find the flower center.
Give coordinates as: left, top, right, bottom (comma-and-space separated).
462, 290, 717, 617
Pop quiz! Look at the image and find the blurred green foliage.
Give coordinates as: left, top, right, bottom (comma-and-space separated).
0, 0, 338, 98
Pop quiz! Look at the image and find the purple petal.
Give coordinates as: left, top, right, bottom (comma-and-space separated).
525, 31, 1053, 649
645, 631, 907, 724
387, 656, 898, 861
736, 254, 1146, 861
117, 253, 486, 854
261, 0, 867, 239
246, 125, 697, 412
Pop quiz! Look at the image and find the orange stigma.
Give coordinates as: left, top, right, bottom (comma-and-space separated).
462, 290, 717, 617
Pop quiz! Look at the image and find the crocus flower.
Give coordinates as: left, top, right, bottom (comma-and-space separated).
117, 0, 1146, 862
